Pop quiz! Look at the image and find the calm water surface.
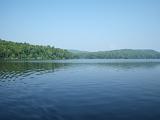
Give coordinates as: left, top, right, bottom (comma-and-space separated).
0, 59, 160, 120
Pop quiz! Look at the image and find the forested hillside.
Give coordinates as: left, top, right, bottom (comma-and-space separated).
71, 49, 160, 59
0, 39, 73, 60
1, 39, 160, 60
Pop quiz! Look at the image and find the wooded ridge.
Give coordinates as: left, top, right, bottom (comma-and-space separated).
1, 39, 160, 60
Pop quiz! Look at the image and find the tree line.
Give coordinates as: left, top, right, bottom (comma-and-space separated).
0, 39, 73, 60
1, 39, 160, 60
72, 49, 160, 59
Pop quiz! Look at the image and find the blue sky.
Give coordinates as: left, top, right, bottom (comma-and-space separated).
0, 0, 160, 51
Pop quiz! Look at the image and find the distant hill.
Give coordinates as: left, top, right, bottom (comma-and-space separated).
0, 39, 160, 60
68, 49, 89, 53
70, 49, 160, 59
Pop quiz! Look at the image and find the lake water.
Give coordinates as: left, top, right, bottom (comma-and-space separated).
0, 59, 160, 120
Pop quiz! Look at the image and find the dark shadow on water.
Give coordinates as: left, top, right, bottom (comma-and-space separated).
0, 62, 67, 81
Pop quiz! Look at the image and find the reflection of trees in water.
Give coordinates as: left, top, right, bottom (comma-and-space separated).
0, 62, 68, 80
0, 61, 160, 81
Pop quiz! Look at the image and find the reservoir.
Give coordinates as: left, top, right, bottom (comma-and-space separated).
0, 59, 160, 120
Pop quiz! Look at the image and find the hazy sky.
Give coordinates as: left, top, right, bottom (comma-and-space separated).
0, 0, 160, 51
